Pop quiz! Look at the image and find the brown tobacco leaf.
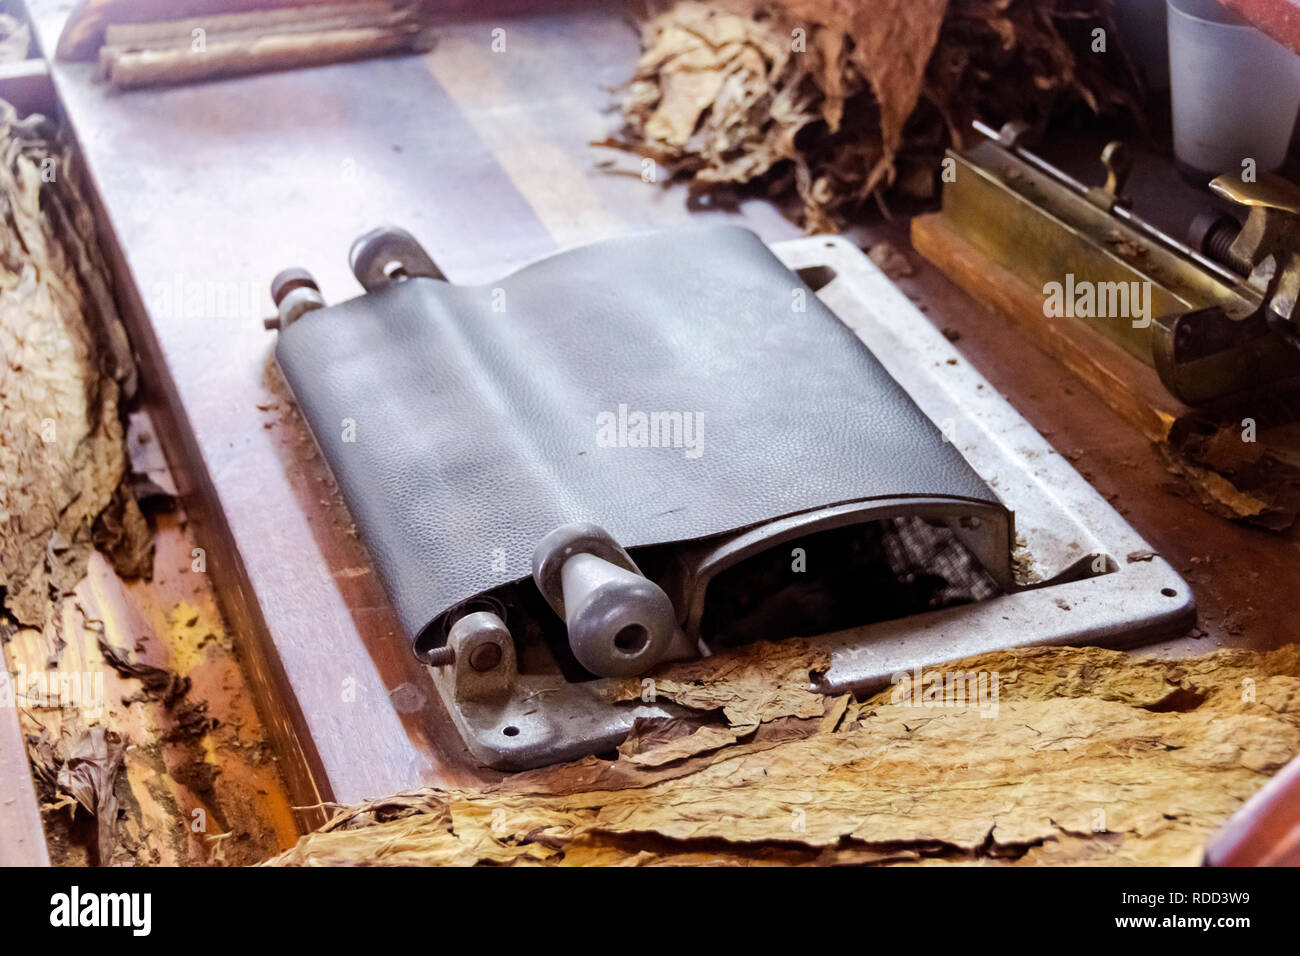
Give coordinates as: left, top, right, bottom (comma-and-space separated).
593, 2, 831, 228
55, 727, 126, 865
617, 717, 740, 767
499, 717, 822, 799
269, 643, 1300, 867
1160, 418, 1300, 531
607, 638, 831, 731
97, 632, 192, 706
0, 102, 149, 629
599, 0, 1137, 232
775, 0, 949, 184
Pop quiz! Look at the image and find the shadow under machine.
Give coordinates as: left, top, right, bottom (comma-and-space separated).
266, 224, 1194, 769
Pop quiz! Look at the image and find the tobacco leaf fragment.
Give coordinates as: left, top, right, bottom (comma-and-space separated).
55, 726, 126, 865
97, 632, 191, 705
617, 717, 740, 767
1162, 417, 1300, 531
867, 239, 915, 279
607, 638, 831, 731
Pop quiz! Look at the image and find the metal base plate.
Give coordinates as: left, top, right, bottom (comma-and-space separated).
431, 236, 1195, 769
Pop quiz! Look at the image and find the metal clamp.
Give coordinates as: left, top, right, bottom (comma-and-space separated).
1208, 173, 1300, 342
532, 523, 676, 678
1086, 141, 1132, 213
442, 610, 517, 702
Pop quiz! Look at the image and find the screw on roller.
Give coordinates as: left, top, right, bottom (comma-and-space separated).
424, 646, 455, 667
426, 612, 508, 670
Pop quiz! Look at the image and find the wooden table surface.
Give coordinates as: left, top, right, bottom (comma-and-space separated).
23, 0, 1300, 827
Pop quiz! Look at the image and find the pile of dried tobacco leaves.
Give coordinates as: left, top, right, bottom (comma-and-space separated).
0, 101, 149, 633
597, 0, 1139, 232
269, 641, 1300, 866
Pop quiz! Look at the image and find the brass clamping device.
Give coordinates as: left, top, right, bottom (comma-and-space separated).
931, 120, 1300, 405
1195, 175, 1300, 343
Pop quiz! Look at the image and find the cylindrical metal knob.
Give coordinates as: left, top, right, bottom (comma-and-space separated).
559, 552, 675, 677
271, 267, 319, 306
268, 267, 325, 329
532, 523, 675, 678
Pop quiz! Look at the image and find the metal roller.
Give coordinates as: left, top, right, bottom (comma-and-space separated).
531, 523, 675, 678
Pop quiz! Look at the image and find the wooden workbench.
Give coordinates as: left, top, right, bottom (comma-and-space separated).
21, 0, 1300, 831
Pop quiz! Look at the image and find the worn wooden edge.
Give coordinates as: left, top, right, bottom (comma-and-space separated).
0, 58, 56, 116
82, 169, 329, 834
25, 0, 529, 830
0, 43, 318, 850
0, 671, 50, 866
911, 211, 1186, 444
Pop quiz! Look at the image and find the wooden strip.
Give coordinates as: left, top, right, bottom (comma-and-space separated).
103, 25, 430, 90
103, 4, 404, 51
29, 8, 553, 817
57, 0, 359, 60
0, 675, 49, 866
911, 211, 1186, 444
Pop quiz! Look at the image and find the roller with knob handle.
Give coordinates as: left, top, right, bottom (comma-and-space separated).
532, 523, 675, 678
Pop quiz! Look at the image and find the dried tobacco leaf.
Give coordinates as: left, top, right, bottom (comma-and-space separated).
0, 101, 149, 629
606, 637, 831, 732
616, 716, 740, 767
97, 632, 191, 706
55, 726, 126, 865
268, 644, 1300, 867
598, 0, 1138, 232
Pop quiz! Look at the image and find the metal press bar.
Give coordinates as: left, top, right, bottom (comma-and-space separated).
971, 118, 1246, 288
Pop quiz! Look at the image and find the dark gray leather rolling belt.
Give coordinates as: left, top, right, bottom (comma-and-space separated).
273, 226, 1009, 677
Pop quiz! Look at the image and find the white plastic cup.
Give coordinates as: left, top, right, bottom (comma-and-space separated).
1167, 0, 1300, 176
